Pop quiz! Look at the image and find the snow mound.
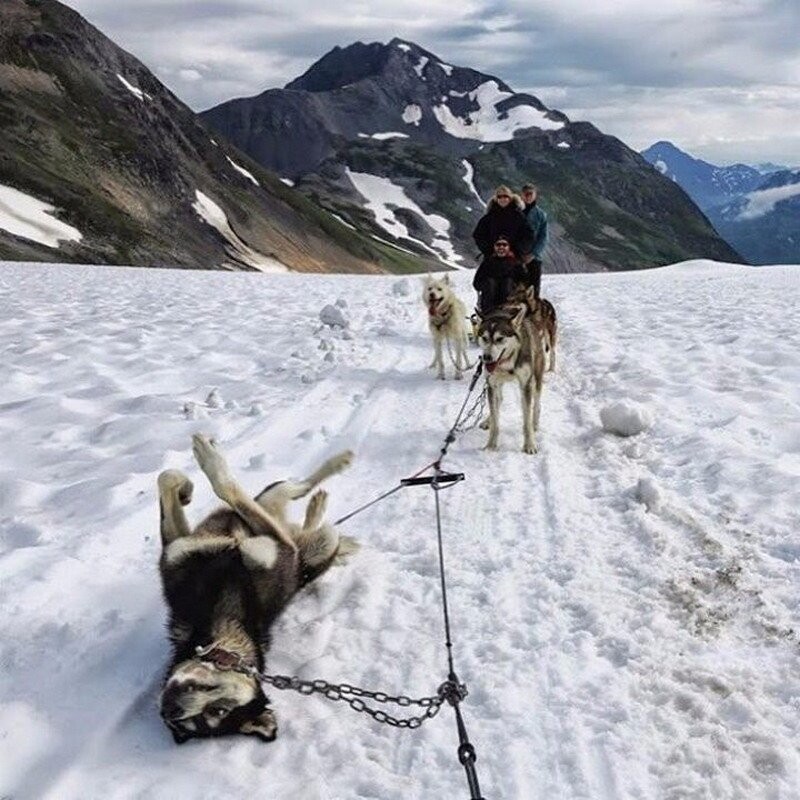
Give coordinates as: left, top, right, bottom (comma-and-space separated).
392, 278, 410, 296
600, 400, 654, 436
635, 476, 663, 512
319, 304, 349, 328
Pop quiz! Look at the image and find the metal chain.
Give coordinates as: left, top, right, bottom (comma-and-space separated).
259, 673, 462, 729
454, 384, 487, 434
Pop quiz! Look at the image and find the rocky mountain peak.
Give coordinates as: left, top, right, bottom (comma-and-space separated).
285, 41, 393, 92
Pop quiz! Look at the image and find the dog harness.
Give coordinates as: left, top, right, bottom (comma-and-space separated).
428, 299, 451, 330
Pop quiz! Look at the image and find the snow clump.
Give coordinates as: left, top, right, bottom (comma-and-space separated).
600, 400, 653, 436
319, 304, 349, 328
635, 477, 663, 512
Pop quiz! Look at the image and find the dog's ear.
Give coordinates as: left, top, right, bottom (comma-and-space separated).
239, 708, 278, 742
510, 304, 527, 331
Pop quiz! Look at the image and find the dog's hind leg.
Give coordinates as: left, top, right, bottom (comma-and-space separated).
302, 490, 327, 533
549, 327, 557, 372
255, 451, 353, 517
192, 435, 297, 552
158, 470, 194, 545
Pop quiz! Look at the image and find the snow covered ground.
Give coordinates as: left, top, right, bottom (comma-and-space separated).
1, 259, 799, 799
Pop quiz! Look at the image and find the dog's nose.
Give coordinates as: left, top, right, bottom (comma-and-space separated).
481, 353, 492, 362
161, 699, 182, 721
160, 687, 184, 720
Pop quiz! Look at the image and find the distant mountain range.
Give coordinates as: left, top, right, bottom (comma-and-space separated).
0, 0, 441, 272
642, 141, 799, 264
0, 1, 740, 273
201, 40, 739, 272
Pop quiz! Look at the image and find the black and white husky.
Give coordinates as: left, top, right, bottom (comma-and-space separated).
477, 293, 557, 454
156, 435, 356, 743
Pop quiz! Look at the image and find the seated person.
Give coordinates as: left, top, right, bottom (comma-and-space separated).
473, 237, 526, 315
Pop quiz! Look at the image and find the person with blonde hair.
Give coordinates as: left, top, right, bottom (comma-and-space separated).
472, 185, 533, 263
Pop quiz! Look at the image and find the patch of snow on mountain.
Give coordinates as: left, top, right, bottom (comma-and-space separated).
225, 156, 259, 186
0, 183, 83, 248
396, 42, 411, 52
116, 74, 150, 101
654, 160, 668, 174
329, 211, 356, 230
461, 159, 484, 207
738, 182, 800, 220
346, 169, 463, 266
413, 56, 429, 78
369, 132, 410, 140
280, 178, 294, 187
433, 81, 564, 142
437, 62, 454, 76
402, 104, 422, 126
557, 142, 571, 150
191, 190, 287, 272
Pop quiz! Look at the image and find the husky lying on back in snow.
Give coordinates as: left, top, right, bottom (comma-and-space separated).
422, 274, 470, 380
477, 289, 558, 454
157, 435, 355, 743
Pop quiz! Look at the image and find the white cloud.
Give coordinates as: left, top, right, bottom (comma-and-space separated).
68, 0, 800, 164
178, 68, 203, 82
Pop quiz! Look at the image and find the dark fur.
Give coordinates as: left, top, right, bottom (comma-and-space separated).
157, 441, 354, 743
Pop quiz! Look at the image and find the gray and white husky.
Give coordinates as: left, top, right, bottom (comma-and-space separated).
422, 274, 471, 380
157, 435, 356, 743
477, 293, 557, 454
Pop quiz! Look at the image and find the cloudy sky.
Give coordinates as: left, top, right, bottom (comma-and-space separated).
69, 0, 799, 166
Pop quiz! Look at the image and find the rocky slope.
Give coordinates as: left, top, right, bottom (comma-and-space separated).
0, 1, 439, 272
202, 39, 740, 272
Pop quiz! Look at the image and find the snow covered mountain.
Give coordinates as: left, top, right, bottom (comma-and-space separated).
202, 41, 739, 272
707, 169, 800, 264
2, 258, 799, 798
0, 1, 441, 273
640, 141, 765, 210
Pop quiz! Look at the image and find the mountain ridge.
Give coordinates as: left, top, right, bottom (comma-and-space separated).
202, 40, 740, 272
0, 1, 439, 272
642, 141, 800, 264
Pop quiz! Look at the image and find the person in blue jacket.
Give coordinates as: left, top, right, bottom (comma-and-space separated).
521, 183, 548, 298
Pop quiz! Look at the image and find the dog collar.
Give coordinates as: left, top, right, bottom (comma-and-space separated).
195, 644, 257, 676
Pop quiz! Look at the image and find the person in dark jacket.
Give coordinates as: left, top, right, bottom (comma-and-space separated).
520, 183, 549, 298
473, 237, 527, 315
472, 186, 534, 262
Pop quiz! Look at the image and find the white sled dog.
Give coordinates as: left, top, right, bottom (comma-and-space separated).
157, 435, 357, 743
477, 291, 557, 454
422, 274, 470, 380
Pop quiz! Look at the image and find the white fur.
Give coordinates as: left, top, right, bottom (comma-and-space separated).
239, 536, 279, 570
164, 535, 233, 565
422, 275, 471, 380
